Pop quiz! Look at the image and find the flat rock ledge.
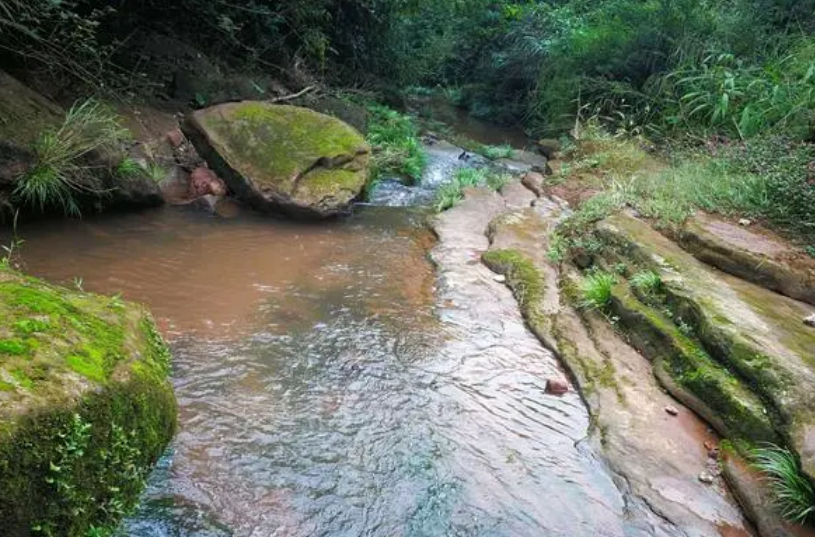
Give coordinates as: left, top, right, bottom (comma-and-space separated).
595, 213, 815, 480
675, 213, 815, 306
478, 193, 751, 536
0, 269, 176, 535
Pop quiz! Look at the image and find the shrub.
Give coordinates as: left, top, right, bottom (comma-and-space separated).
15, 99, 128, 216
710, 135, 815, 241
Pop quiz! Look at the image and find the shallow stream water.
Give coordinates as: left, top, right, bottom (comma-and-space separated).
1, 119, 662, 536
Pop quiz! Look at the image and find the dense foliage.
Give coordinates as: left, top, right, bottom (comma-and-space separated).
2, 1, 813, 137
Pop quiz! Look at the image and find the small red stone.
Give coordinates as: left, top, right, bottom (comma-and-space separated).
165, 128, 185, 148
190, 167, 227, 197
545, 378, 569, 395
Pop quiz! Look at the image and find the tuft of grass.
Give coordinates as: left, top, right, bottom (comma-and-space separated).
434, 182, 464, 212
116, 157, 142, 178
366, 104, 427, 185
752, 445, 815, 525
479, 144, 515, 161
630, 270, 663, 296
579, 271, 616, 311
144, 163, 168, 183
15, 99, 129, 216
434, 167, 512, 212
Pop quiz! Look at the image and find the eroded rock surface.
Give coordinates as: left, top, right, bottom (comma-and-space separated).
676, 213, 815, 306
597, 213, 815, 479
184, 102, 370, 218
481, 197, 751, 537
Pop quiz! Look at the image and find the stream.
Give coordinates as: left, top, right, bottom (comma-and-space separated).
3, 118, 675, 536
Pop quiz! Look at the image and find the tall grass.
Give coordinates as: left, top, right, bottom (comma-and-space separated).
366, 105, 427, 184
753, 445, 815, 524
15, 99, 128, 215
658, 42, 815, 139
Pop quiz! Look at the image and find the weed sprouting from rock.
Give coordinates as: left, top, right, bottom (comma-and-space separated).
752, 444, 815, 525
579, 272, 616, 311
15, 99, 128, 216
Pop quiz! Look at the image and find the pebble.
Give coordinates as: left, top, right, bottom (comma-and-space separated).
664, 405, 679, 416
738, 218, 752, 226
804, 314, 815, 328
545, 378, 569, 395
165, 127, 185, 148
493, 274, 507, 283
698, 471, 715, 484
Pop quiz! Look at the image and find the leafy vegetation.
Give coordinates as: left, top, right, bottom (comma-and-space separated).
434, 167, 511, 212
578, 271, 616, 311
752, 445, 815, 524
15, 99, 128, 216
366, 105, 427, 185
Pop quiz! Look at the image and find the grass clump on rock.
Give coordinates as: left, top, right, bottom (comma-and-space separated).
753, 445, 815, 525
579, 271, 616, 311
630, 270, 663, 297
435, 168, 512, 212
15, 99, 129, 216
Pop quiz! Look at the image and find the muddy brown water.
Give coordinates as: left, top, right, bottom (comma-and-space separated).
408, 95, 531, 149
2, 197, 642, 536
1, 124, 715, 536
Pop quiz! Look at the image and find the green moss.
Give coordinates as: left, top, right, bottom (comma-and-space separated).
10, 367, 33, 389
192, 103, 369, 213
211, 103, 367, 190
0, 278, 127, 384
610, 284, 778, 443
0, 338, 28, 356
0, 269, 177, 535
13, 318, 50, 335
482, 249, 545, 313
299, 167, 365, 199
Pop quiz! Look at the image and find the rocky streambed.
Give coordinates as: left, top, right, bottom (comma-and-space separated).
1, 75, 814, 536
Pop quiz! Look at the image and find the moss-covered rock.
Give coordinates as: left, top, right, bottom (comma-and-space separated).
608, 284, 778, 443
595, 212, 815, 477
184, 102, 370, 219
0, 269, 176, 536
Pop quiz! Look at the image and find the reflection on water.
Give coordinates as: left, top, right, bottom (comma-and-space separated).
5, 204, 633, 536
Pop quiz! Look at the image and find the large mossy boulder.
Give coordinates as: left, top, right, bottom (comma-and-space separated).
0, 269, 176, 535
184, 102, 370, 219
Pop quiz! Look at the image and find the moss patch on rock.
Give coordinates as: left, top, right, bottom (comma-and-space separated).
0, 269, 176, 536
482, 248, 545, 314
593, 212, 815, 475
184, 102, 370, 218
609, 284, 778, 443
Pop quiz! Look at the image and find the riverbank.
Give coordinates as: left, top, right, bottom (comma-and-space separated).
443, 132, 815, 536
